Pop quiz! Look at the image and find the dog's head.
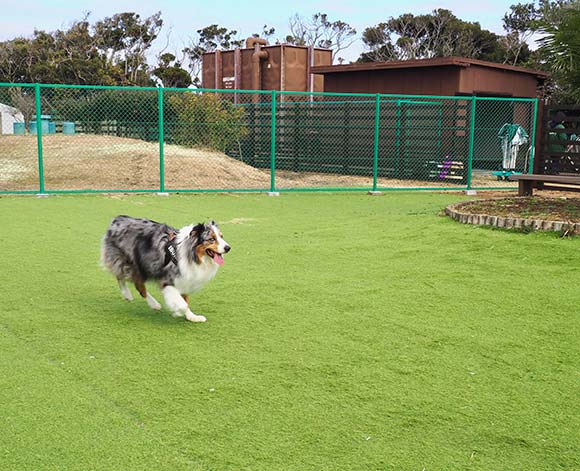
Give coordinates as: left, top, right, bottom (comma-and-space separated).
188, 221, 230, 266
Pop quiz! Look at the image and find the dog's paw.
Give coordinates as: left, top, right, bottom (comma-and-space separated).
185, 313, 207, 323
121, 291, 134, 302
171, 311, 185, 318
146, 295, 162, 310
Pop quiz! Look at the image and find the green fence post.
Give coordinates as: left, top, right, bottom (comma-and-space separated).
34, 83, 46, 195
466, 96, 477, 191
528, 98, 539, 174
394, 100, 402, 179
270, 90, 277, 194
158, 88, 166, 193
372, 94, 381, 191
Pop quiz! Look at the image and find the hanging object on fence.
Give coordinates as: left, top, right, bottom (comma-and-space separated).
495, 123, 529, 180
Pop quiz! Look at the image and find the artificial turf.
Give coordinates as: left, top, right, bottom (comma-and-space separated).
0, 192, 578, 470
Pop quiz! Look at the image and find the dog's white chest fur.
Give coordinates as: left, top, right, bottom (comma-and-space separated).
174, 259, 219, 294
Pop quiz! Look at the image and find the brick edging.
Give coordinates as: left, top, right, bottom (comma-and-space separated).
445, 198, 579, 234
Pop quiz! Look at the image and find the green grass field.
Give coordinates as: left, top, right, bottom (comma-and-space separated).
0, 192, 578, 470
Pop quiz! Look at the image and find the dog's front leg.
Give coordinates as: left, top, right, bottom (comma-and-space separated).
162, 286, 206, 322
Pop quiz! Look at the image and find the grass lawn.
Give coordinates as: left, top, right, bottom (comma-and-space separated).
0, 192, 578, 470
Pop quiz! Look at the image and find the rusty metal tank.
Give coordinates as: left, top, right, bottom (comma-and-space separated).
202, 38, 332, 93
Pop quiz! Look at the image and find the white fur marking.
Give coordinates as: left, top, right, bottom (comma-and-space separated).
212, 224, 229, 256
162, 285, 188, 313
146, 293, 162, 310
118, 280, 133, 302
186, 313, 207, 323
174, 225, 220, 294
162, 286, 206, 323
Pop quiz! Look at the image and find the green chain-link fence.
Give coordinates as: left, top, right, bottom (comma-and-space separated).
0, 83, 538, 194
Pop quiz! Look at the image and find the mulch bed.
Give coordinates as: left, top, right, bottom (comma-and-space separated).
445, 196, 580, 234
460, 196, 580, 223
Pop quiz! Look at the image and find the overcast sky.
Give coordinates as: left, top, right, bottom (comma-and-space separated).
0, 0, 525, 62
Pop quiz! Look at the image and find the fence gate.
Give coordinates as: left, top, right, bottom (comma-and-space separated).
538, 105, 580, 176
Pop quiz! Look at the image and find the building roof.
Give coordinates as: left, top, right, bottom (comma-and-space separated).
311, 57, 549, 79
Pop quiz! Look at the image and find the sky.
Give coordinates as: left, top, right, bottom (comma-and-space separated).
0, 0, 524, 63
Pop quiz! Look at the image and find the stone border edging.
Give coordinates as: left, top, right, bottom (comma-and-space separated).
445, 198, 579, 233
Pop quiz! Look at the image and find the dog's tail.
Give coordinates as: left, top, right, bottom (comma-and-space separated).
100, 234, 134, 281
99, 236, 109, 271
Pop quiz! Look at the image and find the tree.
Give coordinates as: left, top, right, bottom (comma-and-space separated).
48, 18, 105, 84
0, 38, 35, 83
360, 9, 503, 63
285, 13, 356, 61
0, 12, 163, 86
152, 53, 192, 88
502, 3, 538, 64
93, 11, 163, 85
535, 1, 580, 101
0, 17, 108, 85
183, 25, 243, 87
251, 25, 276, 43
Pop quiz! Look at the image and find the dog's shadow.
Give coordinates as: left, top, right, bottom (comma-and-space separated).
123, 304, 184, 326
87, 290, 202, 328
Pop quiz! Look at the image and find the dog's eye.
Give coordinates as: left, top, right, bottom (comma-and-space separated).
208, 237, 215, 242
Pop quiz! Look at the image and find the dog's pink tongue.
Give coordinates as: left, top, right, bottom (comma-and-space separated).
213, 253, 224, 265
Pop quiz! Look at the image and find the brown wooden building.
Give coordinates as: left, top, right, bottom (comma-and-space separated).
311, 57, 548, 98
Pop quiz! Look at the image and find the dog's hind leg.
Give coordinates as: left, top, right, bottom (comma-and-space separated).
134, 277, 162, 311
118, 279, 134, 302
162, 286, 206, 322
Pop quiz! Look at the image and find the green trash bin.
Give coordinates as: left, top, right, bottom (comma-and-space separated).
62, 122, 76, 135
13, 122, 25, 135
30, 120, 49, 135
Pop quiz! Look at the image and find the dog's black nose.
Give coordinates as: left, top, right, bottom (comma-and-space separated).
224, 245, 231, 253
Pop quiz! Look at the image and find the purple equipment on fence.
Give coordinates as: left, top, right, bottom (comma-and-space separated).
438, 156, 453, 179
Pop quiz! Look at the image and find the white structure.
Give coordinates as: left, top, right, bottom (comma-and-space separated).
0, 102, 25, 134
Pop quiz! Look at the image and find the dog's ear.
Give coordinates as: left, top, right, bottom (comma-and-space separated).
190, 223, 205, 240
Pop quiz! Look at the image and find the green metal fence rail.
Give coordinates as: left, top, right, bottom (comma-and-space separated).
0, 82, 539, 195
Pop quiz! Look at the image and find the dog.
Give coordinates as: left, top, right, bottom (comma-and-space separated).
101, 215, 230, 322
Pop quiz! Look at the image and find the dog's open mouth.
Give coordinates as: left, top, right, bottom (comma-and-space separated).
206, 248, 224, 266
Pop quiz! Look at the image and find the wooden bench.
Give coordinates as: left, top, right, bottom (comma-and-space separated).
508, 174, 580, 196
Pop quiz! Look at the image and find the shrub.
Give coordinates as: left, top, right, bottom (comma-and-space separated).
167, 93, 246, 152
